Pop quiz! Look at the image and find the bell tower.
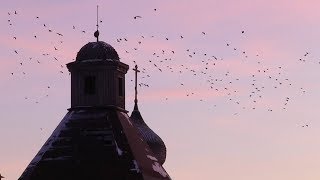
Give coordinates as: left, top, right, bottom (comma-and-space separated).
67, 47, 128, 109
67, 6, 128, 110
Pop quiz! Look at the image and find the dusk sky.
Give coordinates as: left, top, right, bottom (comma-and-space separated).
2, 0, 320, 179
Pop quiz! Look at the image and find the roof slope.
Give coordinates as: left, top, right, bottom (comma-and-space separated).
19, 108, 171, 180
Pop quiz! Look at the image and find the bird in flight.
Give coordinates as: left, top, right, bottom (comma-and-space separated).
134, 16, 142, 19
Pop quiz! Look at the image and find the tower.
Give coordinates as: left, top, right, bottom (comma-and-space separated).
18, 25, 171, 179
68, 40, 127, 110
130, 65, 167, 165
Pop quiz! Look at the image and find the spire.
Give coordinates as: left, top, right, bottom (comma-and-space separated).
130, 64, 167, 165
133, 65, 140, 110
94, 5, 100, 42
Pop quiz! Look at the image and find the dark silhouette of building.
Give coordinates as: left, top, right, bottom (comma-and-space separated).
18, 33, 171, 180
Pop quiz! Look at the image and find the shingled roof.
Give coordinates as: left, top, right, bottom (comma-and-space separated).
19, 108, 171, 180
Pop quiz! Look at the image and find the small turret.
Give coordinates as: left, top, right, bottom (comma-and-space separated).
130, 65, 167, 165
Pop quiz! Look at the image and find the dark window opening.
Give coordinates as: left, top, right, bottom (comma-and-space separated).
118, 77, 124, 97
84, 76, 96, 95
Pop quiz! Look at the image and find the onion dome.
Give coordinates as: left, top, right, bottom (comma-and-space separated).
130, 65, 167, 164
76, 41, 120, 61
130, 103, 167, 165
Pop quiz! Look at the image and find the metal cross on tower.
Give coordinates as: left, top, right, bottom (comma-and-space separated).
133, 65, 140, 105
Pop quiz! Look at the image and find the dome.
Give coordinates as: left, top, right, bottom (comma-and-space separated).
130, 103, 167, 165
76, 41, 120, 61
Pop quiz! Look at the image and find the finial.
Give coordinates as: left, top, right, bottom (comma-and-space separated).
94, 5, 100, 42
133, 65, 140, 110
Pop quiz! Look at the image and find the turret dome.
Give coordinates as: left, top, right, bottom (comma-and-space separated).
76, 41, 119, 61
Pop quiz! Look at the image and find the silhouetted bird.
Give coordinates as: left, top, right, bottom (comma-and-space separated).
134, 16, 142, 19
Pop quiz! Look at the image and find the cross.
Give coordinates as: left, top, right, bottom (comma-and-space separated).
133, 65, 140, 104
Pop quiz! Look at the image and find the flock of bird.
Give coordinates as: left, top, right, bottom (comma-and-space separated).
5, 8, 313, 129
6, 9, 93, 104
118, 33, 307, 114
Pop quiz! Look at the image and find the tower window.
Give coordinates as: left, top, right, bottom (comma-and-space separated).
118, 77, 124, 97
84, 76, 96, 95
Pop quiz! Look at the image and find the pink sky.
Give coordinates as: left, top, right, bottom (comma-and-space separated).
2, 0, 320, 179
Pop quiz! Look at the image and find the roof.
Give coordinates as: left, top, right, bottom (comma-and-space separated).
19, 108, 171, 180
130, 103, 167, 165
76, 41, 120, 61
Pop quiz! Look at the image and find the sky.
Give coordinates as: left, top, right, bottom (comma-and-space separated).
1, 0, 320, 179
